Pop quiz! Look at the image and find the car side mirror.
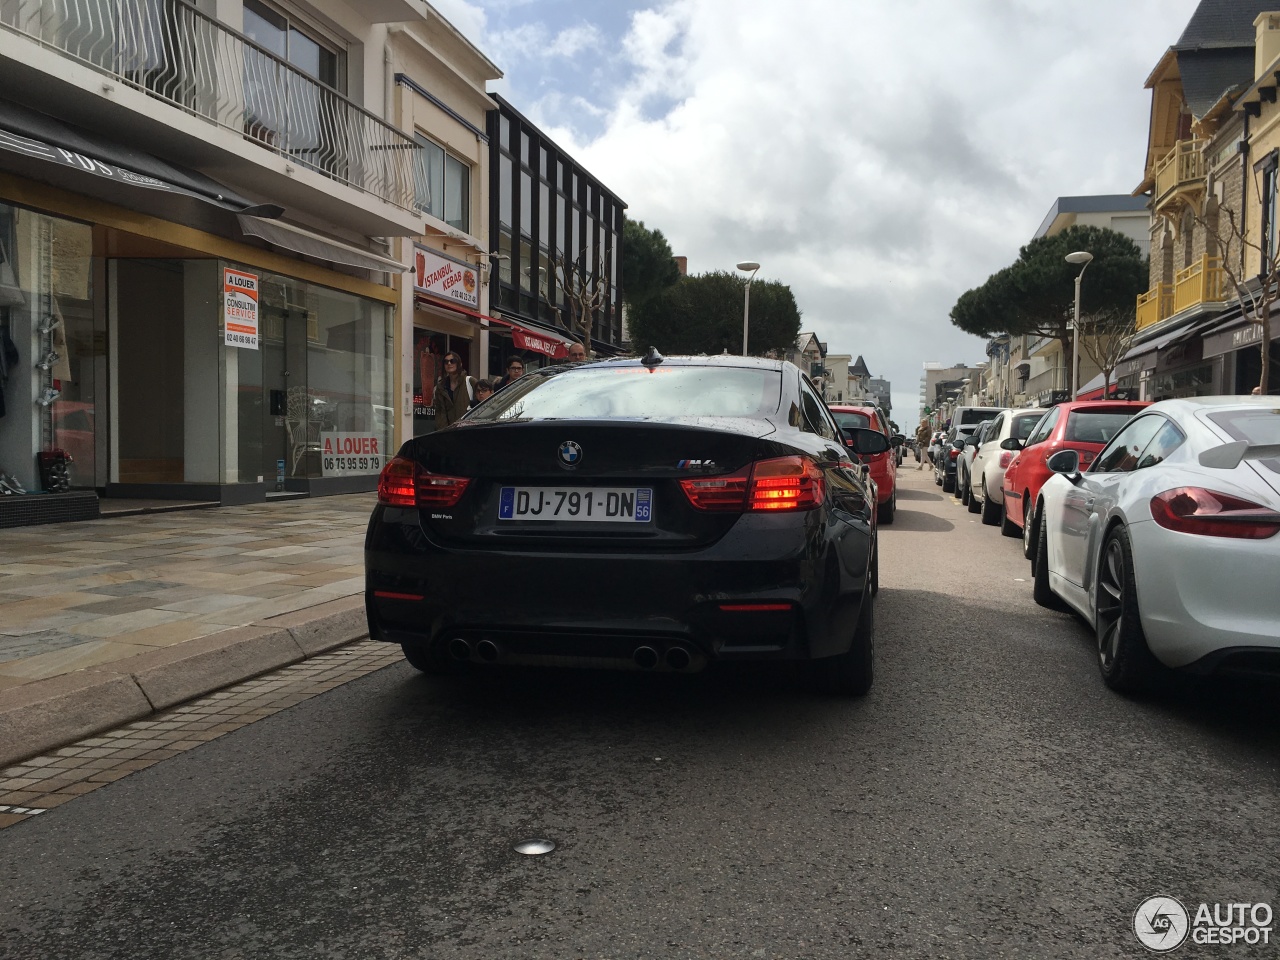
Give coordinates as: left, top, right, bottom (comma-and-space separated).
1047, 449, 1081, 476
1000, 437, 1024, 451
843, 427, 889, 454
891, 434, 905, 447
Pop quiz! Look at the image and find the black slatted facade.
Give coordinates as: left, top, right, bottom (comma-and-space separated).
487, 95, 626, 355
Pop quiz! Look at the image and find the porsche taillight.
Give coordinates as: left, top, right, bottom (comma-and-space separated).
680, 456, 824, 513
1150, 487, 1280, 539
376, 456, 470, 508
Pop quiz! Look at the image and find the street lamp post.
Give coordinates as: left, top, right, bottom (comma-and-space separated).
737, 261, 761, 355
1065, 251, 1093, 400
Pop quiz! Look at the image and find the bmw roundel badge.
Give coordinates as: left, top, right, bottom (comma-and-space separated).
558, 441, 583, 467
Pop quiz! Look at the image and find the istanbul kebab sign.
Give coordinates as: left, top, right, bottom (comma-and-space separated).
413, 243, 479, 310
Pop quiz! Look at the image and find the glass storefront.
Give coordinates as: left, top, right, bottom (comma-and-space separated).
223, 266, 393, 485
0, 202, 97, 493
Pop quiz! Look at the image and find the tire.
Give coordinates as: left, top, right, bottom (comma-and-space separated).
870, 537, 880, 595
809, 589, 874, 696
959, 471, 970, 504
877, 491, 895, 525
401, 641, 454, 675
1022, 499, 1037, 560
979, 481, 999, 523
942, 472, 955, 493
1095, 527, 1160, 693
1000, 498, 1019, 538
1032, 520, 1065, 609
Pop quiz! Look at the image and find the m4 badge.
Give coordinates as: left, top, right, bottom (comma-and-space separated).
676, 459, 717, 471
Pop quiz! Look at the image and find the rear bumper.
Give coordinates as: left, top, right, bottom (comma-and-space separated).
365, 505, 872, 666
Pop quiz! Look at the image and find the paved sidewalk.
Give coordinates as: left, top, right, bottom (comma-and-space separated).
0, 493, 378, 766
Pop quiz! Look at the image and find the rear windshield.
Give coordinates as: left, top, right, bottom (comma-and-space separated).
1012, 413, 1044, 440
467, 365, 783, 422
1208, 408, 1280, 475
959, 409, 1000, 425
1065, 411, 1133, 444
831, 411, 872, 430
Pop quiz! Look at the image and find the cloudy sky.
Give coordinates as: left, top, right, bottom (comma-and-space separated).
432, 0, 1200, 419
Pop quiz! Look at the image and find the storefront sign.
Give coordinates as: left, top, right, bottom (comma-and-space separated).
512, 326, 568, 359
320, 432, 384, 476
413, 244, 479, 309
223, 268, 259, 349
1202, 321, 1278, 358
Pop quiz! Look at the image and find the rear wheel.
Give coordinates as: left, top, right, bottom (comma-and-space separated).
959, 472, 971, 504
1095, 527, 1160, 693
870, 538, 880, 595
1032, 521, 1064, 609
1000, 499, 1019, 538
877, 492, 895, 525
980, 482, 1000, 524
942, 472, 955, 493
1022, 500, 1037, 559
967, 485, 981, 513
400, 642, 454, 675
809, 590, 874, 696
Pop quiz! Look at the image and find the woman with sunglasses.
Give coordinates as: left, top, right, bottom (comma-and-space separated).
432, 351, 474, 430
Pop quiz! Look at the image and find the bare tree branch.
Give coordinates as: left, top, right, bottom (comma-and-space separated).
1076, 307, 1137, 398
540, 246, 611, 359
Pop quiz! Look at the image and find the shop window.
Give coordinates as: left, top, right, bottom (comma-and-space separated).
0, 204, 97, 491
1258, 152, 1279, 273
414, 134, 471, 233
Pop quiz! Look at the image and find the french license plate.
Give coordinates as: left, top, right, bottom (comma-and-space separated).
498, 486, 653, 522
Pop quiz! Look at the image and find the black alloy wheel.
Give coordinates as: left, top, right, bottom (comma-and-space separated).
808, 589, 874, 696
1094, 527, 1159, 693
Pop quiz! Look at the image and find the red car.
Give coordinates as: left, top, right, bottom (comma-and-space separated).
1001, 400, 1150, 555
829, 404, 898, 523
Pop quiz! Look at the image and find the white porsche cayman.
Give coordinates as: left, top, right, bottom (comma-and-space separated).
1031, 396, 1280, 692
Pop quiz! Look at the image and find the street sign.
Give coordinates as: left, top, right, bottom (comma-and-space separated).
923, 406, 932, 414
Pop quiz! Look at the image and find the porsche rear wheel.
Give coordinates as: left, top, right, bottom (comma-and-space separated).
1095, 527, 1159, 693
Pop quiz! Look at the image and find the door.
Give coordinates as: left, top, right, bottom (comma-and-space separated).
259, 280, 310, 486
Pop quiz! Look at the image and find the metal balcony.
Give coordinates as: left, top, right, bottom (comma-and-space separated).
1136, 283, 1173, 331
0, 0, 418, 212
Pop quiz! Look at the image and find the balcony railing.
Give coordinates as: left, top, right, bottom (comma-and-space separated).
1153, 139, 1205, 207
1023, 366, 1067, 398
0, 0, 418, 211
1136, 282, 1173, 331
1173, 255, 1229, 313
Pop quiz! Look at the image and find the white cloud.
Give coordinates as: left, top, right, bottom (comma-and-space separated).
532, 0, 1202, 418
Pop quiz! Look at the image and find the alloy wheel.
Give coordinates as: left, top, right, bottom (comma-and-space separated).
1096, 538, 1125, 673
1023, 505, 1034, 554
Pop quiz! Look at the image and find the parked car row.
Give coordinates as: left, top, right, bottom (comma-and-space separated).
939, 396, 1280, 694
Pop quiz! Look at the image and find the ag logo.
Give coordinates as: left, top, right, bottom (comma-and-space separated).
1134, 895, 1190, 952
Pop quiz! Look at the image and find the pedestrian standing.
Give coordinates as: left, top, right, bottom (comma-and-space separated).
433, 351, 473, 429
567, 341, 587, 361
471, 379, 494, 407
915, 419, 931, 470
494, 356, 525, 391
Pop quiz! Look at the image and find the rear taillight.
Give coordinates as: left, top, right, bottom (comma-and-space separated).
679, 467, 751, 511
1150, 487, 1280, 539
1079, 451, 1096, 465
376, 456, 470, 508
998, 451, 1014, 469
680, 456, 824, 513
948, 448, 960, 460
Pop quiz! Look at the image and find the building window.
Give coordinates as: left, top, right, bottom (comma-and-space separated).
413, 135, 470, 233
243, 0, 343, 91
1262, 160, 1278, 272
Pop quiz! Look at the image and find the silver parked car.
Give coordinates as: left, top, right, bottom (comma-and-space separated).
1031, 397, 1280, 692
969, 408, 1047, 523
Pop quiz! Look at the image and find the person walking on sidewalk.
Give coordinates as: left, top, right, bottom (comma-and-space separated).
433, 351, 473, 429
915, 419, 932, 470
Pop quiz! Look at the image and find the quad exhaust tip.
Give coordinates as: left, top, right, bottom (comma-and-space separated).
633, 646, 660, 670
665, 646, 692, 671
475, 639, 500, 663
449, 638, 472, 661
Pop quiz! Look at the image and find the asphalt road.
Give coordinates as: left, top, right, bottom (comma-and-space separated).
2, 468, 1278, 959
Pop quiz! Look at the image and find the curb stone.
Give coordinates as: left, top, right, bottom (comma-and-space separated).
0, 595, 370, 769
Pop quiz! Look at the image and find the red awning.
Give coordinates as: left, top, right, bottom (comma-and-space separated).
413, 294, 489, 324
489, 315, 572, 359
